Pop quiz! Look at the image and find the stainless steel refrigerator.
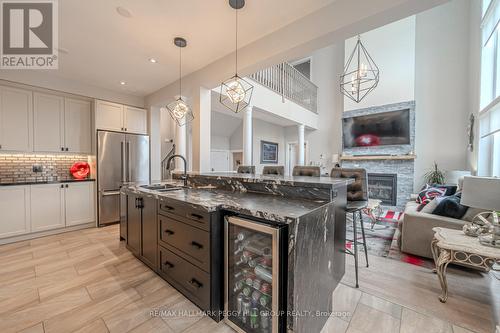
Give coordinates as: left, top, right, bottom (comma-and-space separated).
97, 130, 150, 227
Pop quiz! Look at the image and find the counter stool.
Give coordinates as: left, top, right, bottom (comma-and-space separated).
237, 165, 255, 174
292, 166, 320, 177
331, 167, 369, 288
262, 166, 285, 175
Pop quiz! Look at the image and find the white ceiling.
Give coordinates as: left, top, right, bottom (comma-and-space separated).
52, 0, 335, 97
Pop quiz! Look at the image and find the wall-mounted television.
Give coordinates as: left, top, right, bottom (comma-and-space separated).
343, 109, 410, 148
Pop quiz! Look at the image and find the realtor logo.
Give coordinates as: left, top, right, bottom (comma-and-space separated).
1, 0, 58, 69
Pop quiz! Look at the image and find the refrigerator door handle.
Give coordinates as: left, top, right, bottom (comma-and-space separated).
121, 141, 125, 183
127, 141, 131, 182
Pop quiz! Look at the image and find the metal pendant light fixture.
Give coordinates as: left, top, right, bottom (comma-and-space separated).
340, 35, 380, 103
167, 37, 194, 126
219, 0, 253, 113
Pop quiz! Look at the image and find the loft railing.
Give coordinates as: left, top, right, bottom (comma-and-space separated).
249, 62, 318, 113
161, 143, 175, 181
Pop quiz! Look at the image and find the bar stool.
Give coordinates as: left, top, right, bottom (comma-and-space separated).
262, 166, 285, 175
292, 166, 320, 177
331, 167, 369, 288
237, 165, 255, 174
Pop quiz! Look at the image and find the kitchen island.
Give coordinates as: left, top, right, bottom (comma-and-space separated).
120, 173, 350, 333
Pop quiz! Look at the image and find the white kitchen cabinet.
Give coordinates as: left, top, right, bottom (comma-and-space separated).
33, 92, 64, 152
30, 183, 65, 232
95, 100, 147, 134
124, 106, 147, 134
65, 182, 95, 226
64, 98, 92, 153
0, 186, 31, 238
0, 86, 32, 152
95, 100, 124, 132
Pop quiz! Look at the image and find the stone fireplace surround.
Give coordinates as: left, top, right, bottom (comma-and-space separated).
341, 101, 416, 210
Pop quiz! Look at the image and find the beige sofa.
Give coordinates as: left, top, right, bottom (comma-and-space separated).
399, 201, 467, 259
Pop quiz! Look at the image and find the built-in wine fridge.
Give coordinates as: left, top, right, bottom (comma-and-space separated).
224, 216, 287, 333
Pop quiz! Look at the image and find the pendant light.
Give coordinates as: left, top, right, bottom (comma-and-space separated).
219, 0, 253, 113
340, 35, 380, 103
166, 37, 194, 126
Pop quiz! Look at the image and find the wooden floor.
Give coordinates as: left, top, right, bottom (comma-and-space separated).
0, 225, 496, 333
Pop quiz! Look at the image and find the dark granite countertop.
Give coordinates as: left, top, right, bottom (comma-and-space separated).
0, 178, 95, 186
184, 172, 352, 189
122, 182, 331, 224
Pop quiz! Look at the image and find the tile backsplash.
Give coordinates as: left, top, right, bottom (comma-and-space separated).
0, 154, 92, 184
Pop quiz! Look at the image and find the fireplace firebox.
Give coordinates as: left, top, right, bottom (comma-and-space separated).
368, 173, 397, 206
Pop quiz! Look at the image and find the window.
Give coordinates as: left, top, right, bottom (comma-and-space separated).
478, 0, 500, 176
292, 59, 311, 80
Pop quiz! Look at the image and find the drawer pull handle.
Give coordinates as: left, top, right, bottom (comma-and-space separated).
164, 261, 174, 268
190, 213, 203, 220
191, 241, 203, 250
188, 278, 203, 289
164, 229, 175, 236
162, 205, 174, 211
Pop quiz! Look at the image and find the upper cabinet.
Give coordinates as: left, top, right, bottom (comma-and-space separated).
64, 98, 92, 154
33, 92, 64, 152
96, 100, 147, 135
124, 106, 147, 134
0, 86, 32, 152
33, 93, 92, 154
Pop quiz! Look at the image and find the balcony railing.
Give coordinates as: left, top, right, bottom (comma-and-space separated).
249, 62, 318, 113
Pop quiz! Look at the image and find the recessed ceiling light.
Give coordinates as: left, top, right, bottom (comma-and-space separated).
120, 81, 126, 85
149, 58, 157, 63
116, 6, 132, 18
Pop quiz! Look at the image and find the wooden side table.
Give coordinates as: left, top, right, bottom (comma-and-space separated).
431, 227, 500, 303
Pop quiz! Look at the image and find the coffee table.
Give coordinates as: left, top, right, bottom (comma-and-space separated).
431, 227, 500, 303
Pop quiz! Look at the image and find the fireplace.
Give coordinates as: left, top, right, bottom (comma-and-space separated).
368, 173, 397, 206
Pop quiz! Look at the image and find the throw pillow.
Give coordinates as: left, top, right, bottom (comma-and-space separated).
416, 186, 447, 206
427, 183, 458, 196
419, 197, 439, 213
432, 193, 468, 219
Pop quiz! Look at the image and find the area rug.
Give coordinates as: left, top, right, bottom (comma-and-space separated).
345, 209, 434, 269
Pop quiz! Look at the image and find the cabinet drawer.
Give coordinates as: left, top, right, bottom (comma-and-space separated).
158, 199, 211, 231
159, 215, 210, 272
159, 246, 210, 310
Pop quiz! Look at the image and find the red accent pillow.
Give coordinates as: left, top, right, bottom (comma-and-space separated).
416, 186, 447, 211
70, 162, 90, 179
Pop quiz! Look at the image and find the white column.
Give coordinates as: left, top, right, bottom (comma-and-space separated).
243, 105, 253, 166
298, 124, 305, 165
174, 122, 186, 171
192, 86, 211, 172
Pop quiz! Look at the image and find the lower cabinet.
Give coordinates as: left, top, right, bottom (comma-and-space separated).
126, 193, 157, 270
0, 182, 95, 241
65, 182, 95, 226
0, 186, 31, 238
31, 183, 65, 232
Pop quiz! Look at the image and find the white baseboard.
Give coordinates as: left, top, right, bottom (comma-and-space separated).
0, 222, 96, 245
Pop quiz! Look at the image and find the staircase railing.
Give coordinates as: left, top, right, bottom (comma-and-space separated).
161, 143, 176, 181
249, 62, 318, 113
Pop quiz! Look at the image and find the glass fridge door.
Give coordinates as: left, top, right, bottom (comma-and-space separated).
225, 216, 281, 333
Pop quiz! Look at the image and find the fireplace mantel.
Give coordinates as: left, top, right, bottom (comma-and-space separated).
340, 154, 417, 161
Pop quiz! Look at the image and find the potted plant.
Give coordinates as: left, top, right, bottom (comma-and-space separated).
423, 162, 445, 185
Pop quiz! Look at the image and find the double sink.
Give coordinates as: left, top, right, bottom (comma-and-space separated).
140, 183, 184, 192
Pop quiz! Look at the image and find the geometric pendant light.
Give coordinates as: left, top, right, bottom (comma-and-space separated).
166, 37, 194, 126
340, 35, 380, 103
219, 0, 254, 113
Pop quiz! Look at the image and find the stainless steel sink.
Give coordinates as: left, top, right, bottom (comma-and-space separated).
140, 184, 182, 191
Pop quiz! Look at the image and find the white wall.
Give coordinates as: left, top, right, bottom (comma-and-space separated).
344, 16, 416, 111
302, 43, 345, 174
414, 0, 472, 188
212, 135, 230, 150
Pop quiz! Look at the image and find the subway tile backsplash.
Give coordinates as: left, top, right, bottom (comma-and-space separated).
0, 154, 92, 184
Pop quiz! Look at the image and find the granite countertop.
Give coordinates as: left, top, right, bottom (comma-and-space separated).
185, 172, 352, 189
122, 182, 331, 224
0, 178, 96, 186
